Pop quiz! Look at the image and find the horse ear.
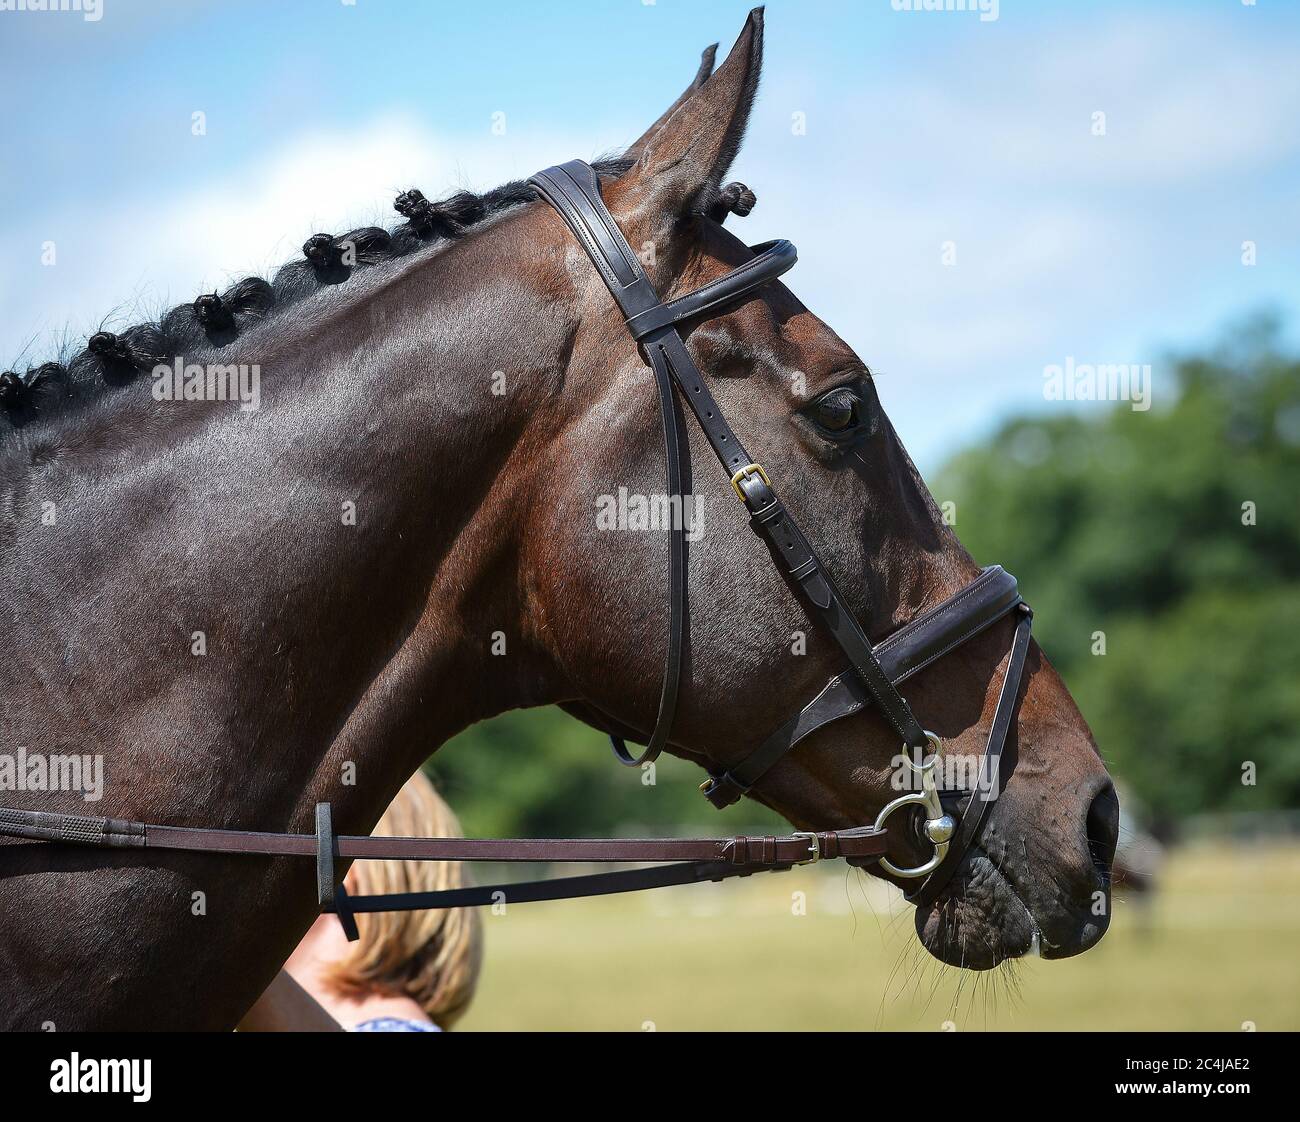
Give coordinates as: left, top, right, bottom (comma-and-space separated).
618, 7, 764, 220
624, 43, 718, 159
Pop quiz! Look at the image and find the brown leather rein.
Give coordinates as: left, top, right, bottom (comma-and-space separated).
0, 804, 887, 941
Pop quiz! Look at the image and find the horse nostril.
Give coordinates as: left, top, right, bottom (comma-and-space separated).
1085, 781, 1120, 883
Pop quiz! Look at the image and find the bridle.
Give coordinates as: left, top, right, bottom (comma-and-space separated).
0, 161, 1033, 935
527, 161, 1034, 909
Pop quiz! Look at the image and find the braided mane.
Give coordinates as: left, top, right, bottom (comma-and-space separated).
0, 162, 643, 432
1, 158, 759, 439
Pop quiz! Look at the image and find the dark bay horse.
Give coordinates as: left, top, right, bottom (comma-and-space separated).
0, 10, 1115, 1029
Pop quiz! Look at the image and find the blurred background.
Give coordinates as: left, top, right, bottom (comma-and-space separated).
4, 0, 1298, 1029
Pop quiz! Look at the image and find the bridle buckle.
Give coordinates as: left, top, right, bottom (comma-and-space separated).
729, 462, 771, 501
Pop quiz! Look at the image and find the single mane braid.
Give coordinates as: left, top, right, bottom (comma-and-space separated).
87, 331, 133, 366
0, 371, 26, 409
708, 181, 757, 223
302, 233, 343, 269
193, 293, 235, 332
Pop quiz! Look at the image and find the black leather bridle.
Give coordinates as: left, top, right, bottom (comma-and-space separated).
528, 160, 1034, 907
0, 161, 1034, 928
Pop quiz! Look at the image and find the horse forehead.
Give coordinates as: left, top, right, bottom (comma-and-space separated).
694, 284, 861, 392
683, 231, 859, 370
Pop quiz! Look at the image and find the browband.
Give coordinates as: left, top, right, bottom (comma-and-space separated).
625, 239, 797, 339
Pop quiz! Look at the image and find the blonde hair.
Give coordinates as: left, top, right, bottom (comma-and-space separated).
325, 771, 482, 1028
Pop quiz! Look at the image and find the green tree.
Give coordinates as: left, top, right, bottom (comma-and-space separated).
935, 314, 1300, 823
428, 706, 781, 840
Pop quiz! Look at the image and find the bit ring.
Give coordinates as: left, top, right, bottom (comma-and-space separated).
874, 732, 953, 879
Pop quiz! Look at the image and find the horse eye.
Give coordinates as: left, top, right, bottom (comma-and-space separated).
815, 389, 860, 432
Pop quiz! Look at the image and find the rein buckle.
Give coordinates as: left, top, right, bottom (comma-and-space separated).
791, 830, 821, 865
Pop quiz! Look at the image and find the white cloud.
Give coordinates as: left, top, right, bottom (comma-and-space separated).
1, 116, 616, 364
4, 10, 1296, 472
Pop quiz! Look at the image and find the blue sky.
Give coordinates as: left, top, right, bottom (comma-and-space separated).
2, 0, 1297, 470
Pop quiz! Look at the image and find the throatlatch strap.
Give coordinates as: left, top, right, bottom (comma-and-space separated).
531, 162, 685, 768
607, 337, 687, 766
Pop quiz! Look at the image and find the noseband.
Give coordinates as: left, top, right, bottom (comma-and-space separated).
529, 161, 1034, 906
0, 161, 1034, 928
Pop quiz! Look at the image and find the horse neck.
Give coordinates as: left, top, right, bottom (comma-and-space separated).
3, 215, 572, 832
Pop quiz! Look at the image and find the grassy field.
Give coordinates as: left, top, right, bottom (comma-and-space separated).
458, 842, 1300, 1031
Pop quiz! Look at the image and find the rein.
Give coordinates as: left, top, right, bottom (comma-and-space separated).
0, 804, 886, 941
